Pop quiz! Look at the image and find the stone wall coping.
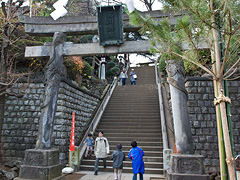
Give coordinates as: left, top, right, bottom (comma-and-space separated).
18, 77, 101, 100
60, 78, 101, 100
185, 76, 212, 82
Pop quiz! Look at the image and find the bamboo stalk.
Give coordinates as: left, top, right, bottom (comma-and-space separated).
211, 46, 227, 180
217, 82, 236, 180
210, 1, 236, 179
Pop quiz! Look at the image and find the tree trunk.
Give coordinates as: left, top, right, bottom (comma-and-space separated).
0, 25, 9, 160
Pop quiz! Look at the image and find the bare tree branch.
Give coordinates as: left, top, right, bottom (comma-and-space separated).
220, 34, 231, 77
223, 57, 240, 78
9, 22, 21, 36
224, 75, 240, 81
170, 51, 216, 78
1, 2, 7, 18
223, 67, 237, 79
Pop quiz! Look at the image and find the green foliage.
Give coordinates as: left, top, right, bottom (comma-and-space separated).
130, 10, 182, 60
107, 61, 116, 69
80, 35, 95, 43
128, 1, 240, 77
111, 66, 120, 76
82, 61, 92, 77
106, 70, 113, 77
158, 57, 166, 72
184, 49, 211, 75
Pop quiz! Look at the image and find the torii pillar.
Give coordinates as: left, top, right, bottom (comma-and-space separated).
18, 32, 66, 180
166, 60, 209, 180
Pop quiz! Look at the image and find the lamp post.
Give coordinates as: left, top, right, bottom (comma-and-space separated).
101, 57, 107, 80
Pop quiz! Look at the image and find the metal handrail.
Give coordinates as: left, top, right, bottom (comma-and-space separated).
78, 77, 117, 149
154, 60, 173, 173
154, 61, 169, 150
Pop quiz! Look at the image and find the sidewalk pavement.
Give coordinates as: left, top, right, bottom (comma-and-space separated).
65, 171, 166, 180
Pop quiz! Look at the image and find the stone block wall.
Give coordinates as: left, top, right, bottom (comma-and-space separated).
2, 79, 100, 165
185, 77, 240, 173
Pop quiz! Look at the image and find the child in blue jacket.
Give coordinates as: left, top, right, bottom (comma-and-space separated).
83, 133, 94, 158
128, 141, 145, 180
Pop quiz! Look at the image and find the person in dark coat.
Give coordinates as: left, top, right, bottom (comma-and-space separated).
111, 144, 125, 180
128, 141, 145, 180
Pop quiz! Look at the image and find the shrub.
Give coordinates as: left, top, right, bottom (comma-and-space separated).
107, 61, 116, 69
82, 61, 92, 77
64, 56, 84, 80
111, 66, 120, 76
106, 70, 113, 76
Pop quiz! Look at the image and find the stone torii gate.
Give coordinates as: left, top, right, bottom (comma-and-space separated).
18, 9, 208, 180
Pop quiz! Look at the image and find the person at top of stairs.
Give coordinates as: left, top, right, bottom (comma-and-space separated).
130, 69, 137, 85
128, 141, 145, 180
94, 131, 110, 175
120, 68, 128, 85
111, 144, 125, 180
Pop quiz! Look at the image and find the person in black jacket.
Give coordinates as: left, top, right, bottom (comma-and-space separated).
110, 144, 125, 180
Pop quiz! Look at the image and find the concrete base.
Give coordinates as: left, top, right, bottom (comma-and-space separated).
237, 171, 240, 180
17, 149, 65, 180
166, 154, 209, 180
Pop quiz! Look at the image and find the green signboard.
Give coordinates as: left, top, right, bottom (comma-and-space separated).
97, 5, 123, 46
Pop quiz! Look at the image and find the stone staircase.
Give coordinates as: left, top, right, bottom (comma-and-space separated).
79, 66, 164, 174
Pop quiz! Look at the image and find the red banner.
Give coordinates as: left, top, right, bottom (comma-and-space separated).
70, 112, 75, 151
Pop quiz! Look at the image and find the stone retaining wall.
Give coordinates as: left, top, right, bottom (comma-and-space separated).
185, 77, 240, 173
2, 79, 100, 165
2, 77, 240, 172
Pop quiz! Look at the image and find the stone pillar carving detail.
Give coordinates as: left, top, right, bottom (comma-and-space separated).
166, 59, 193, 154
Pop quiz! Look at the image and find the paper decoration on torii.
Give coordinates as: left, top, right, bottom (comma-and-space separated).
50, 0, 69, 20
50, 0, 135, 20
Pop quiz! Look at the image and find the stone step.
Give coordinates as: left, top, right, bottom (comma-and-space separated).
104, 106, 160, 110
108, 141, 163, 147
79, 165, 164, 174
82, 155, 163, 163
105, 137, 162, 141
103, 110, 160, 114
99, 122, 161, 127
94, 150, 162, 157
96, 129, 161, 134
98, 125, 161, 130
94, 133, 162, 138
115, 84, 157, 89
108, 145, 163, 152
100, 119, 160, 123
110, 93, 158, 100
101, 116, 160, 120
107, 102, 159, 105
80, 159, 163, 168
102, 113, 160, 117
107, 100, 159, 104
